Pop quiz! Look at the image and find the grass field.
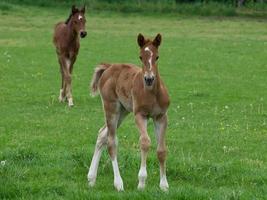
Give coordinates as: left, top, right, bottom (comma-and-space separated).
0, 3, 267, 200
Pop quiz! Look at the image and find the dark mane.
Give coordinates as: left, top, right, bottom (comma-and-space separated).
65, 13, 72, 24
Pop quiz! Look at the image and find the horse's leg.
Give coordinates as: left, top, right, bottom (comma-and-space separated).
69, 55, 76, 74
87, 125, 108, 186
58, 56, 65, 102
65, 55, 76, 106
135, 113, 150, 190
65, 57, 73, 107
153, 114, 169, 191
59, 55, 73, 107
88, 108, 128, 187
104, 101, 124, 191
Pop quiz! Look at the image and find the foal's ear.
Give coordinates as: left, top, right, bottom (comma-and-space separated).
153, 33, 162, 48
137, 33, 146, 48
72, 5, 78, 14
81, 5, 86, 13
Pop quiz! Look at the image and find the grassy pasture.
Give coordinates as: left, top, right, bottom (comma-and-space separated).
0, 3, 267, 200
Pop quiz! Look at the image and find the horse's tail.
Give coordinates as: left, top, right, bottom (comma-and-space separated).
90, 63, 111, 96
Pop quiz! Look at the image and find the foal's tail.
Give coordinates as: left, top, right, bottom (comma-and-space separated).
90, 63, 111, 96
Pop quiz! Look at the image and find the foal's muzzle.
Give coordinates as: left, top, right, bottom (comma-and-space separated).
80, 31, 87, 38
144, 76, 155, 86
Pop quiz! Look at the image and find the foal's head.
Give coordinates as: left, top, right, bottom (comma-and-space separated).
137, 33, 162, 88
66, 5, 87, 38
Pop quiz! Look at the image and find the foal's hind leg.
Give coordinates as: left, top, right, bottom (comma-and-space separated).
153, 114, 169, 191
87, 125, 108, 186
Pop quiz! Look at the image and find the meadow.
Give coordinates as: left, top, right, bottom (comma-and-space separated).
0, 3, 267, 200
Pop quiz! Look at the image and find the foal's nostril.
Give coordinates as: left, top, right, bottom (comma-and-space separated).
80, 31, 87, 38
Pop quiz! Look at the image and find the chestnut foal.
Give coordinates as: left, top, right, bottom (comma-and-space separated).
53, 5, 87, 106
88, 34, 170, 191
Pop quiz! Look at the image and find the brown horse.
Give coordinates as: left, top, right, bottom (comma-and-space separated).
87, 34, 170, 191
53, 5, 87, 106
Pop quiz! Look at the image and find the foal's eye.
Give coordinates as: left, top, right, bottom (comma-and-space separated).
156, 56, 159, 60
139, 56, 142, 60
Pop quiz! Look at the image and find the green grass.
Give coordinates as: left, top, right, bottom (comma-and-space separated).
4, 0, 267, 18
4, 0, 267, 17
0, 3, 267, 200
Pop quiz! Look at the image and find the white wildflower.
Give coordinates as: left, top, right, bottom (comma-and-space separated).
1, 160, 6, 166
223, 146, 227, 153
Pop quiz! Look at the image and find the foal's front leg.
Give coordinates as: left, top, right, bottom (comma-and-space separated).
135, 113, 150, 190
58, 57, 66, 102
153, 114, 169, 191
59, 55, 73, 106
105, 102, 124, 191
65, 56, 76, 106
88, 108, 128, 188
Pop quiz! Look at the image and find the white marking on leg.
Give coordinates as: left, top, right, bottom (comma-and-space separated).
154, 117, 169, 191
68, 97, 74, 107
144, 47, 153, 70
160, 174, 169, 191
88, 127, 107, 187
112, 157, 124, 191
88, 149, 101, 187
58, 89, 64, 102
138, 165, 147, 190
65, 58, 73, 106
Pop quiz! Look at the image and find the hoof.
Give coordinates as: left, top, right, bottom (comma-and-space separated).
88, 174, 96, 187
114, 178, 124, 191
68, 98, 74, 107
88, 179, 96, 187
160, 179, 169, 192
58, 89, 65, 102
58, 95, 66, 102
138, 168, 147, 191
137, 182, 145, 190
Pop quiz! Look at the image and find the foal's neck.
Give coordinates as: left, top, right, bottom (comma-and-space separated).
66, 21, 78, 42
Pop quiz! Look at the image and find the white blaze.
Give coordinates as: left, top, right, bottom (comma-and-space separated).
78, 15, 83, 20
144, 47, 153, 70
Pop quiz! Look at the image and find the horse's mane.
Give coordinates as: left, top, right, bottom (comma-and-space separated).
65, 13, 72, 24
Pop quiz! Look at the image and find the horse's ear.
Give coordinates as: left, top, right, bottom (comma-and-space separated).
153, 33, 162, 48
137, 33, 146, 48
72, 5, 78, 14
81, 5, 86, 13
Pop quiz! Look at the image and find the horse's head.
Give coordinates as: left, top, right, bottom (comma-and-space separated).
70, 5, 87, 38
137, 33, 161, 88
